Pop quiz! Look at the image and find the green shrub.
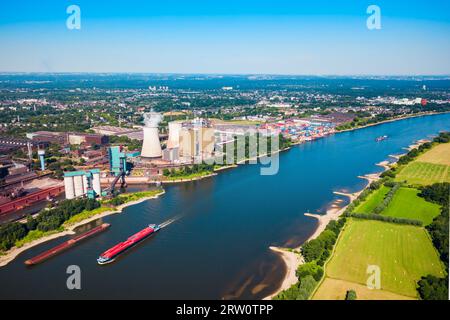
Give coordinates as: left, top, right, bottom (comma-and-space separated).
296, 261, 324, 282
417, 275, 448, 300
345, 290, 357, 300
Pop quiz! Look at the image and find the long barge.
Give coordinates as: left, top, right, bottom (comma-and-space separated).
97, 224, 160, 265
25, 223, 110, 266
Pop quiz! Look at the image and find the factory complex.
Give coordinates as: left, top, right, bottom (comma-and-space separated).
0, 112, 337, 221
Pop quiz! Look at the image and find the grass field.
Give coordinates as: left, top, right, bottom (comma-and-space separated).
354, 185, 390, 214
313, 278, 415, 300
416, 143, 450, 166
381, 187, 441, 226
323, 219, 444, 298
395, 161, 449, 185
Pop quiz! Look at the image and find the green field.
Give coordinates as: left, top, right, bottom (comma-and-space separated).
416, 142, 450, 166
381, 187, 441, 226
324, 219, 444, 298
395, 161, 449, 186
354, 185, 390, 214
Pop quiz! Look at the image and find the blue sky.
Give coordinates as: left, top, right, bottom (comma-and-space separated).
0, 0, 449, 74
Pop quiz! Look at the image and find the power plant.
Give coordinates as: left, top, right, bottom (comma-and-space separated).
141, 112, 163, 159
161, 118, 216, 163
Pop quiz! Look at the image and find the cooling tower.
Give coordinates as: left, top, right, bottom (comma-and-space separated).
167, 121, 182, 149
141, 127, 162, 158
141, 112, 163, 158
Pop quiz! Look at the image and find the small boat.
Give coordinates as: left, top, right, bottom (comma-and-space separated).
375, 135, 388, 142
25, 223, 110, 266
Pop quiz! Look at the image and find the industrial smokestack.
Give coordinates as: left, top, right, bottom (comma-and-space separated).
141, 112, 163, 158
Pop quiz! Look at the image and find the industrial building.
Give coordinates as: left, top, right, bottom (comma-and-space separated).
68, 133, 109, 146
0, 136, 48, 154
167, 122, 182, 149
26, 131, 110, 146
63, 169, 102, 200
179, 126, 215, 162
26, 131, 68, 145
109, 146, 139, 175
162, 119, 215, 163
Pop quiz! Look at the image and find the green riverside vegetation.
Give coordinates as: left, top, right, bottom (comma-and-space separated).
276, 132, 449, 300
0, 198, 100, 252
0, 189, 165, 253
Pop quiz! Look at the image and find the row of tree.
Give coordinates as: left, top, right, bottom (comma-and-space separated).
0, 198, 100, 252
351, 213, 423, 226
273, 275, 318, 300
343, 179, 387, 216
373, 182, 402, 214
301, 218, 347, 266
417, 182, 449, 300
162, 163, 215, 178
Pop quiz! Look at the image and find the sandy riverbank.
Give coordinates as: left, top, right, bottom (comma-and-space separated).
263, 170, 384, 300
0, 190, 166, 268
263, 247, 304, 300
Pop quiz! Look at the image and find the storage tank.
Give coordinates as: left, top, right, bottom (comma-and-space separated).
73, 175, 84, 197
92, 172, 101, 196
64, 176, 75, 200
38, 150, 46, 171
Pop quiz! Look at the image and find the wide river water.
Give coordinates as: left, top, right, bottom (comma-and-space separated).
0, 113, 449, 299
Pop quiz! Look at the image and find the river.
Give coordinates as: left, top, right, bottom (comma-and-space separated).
0, 113, 449, 299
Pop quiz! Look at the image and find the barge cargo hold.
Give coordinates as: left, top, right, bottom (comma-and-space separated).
97, 224, 160, 265
25, 223, 110, 266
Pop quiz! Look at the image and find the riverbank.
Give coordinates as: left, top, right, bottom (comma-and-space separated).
0, 189, 166, 267
161, 172, 217, 184
264, 171, 389, 299
160, 112, 447, 186
263, 136, 436, 300
336, 111, 450, 133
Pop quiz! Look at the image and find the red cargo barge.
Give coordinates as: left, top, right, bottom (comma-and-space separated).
25, 223, 110, 266
97, 224, 160, 265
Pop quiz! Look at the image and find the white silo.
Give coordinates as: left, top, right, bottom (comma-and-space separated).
64, 176, 75, 200
141, 112, 163, 158
82, 175, 88, 194
73, 175, 84, 197
92, 172, 101, 196
167, 121, 182, 149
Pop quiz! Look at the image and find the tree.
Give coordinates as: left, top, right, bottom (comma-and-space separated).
301, 239, 324, 262
317, 230, 337, 250
345, 290, 357, 300
26, 215, 38, 231
417, 275, 448, 300
296, 261, 324, 281
419, 183, 450, 206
